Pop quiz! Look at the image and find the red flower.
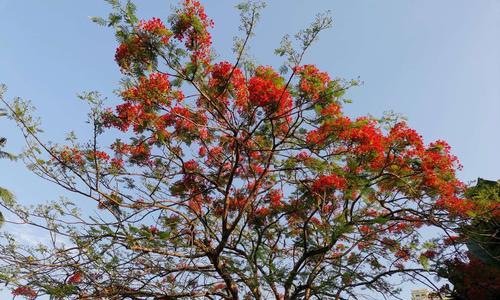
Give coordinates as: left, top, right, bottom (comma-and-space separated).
359, 225, 372, 234
122, 73, 172, 107
208, 61, 247, 109
248, 66, 292, 118
320, 103, 341, 117
183, 160, 199, 172
388, 121, 424, 151
198, 146, 207, 157
255, 207, 270, 218
59, 146, 84, 166
149, 226, 159, 235
188, 195, 203, 214
114, 43, 130, 67
115, 18, 172, 72
130, 143, 151, 162
111, 102, 140, 131
91, 150, 110, 161
422, 249, 437, 259
310, 216, 322, 226
212, 282, 226, 291
312, 174, 347, 193
395, 248, 410, 261
110, 157, 124, 169
436, 196, 474, 217
296, 64, 331, 101
68, 272, 83, 284
140, 18, 172, 44
306, 116, 351, 146
339, 118, 385, 157
171, 0, 214, 65
296, 151, 309, 160
114, 36, 151, 72
268, 189, 283, 208
12, 286, 37, 299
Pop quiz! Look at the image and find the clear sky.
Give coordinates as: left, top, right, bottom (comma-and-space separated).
0, 0, 499, 299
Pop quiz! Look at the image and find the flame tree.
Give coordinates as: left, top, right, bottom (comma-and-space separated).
0, 1, 479, 299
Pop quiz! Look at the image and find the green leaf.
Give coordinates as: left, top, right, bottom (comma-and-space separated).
419, 255, 430, 270
370, 216, 389, 225
125, 1, 138, 24
0, 187, 14, 206
90, 16, 107, 26
108, 13, 122, 27
158, 231, 170, 239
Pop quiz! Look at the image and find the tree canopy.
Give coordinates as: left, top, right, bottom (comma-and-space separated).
0, 1, 487, 299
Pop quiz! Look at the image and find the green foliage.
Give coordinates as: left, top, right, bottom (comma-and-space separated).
45, 284, 78, 298
464, 178, 500, 267
0, 187, 14, 207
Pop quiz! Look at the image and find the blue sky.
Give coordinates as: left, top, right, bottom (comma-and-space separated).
0, 0, 499, 299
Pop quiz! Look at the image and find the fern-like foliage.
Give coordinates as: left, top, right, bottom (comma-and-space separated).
0, 187, 13, 228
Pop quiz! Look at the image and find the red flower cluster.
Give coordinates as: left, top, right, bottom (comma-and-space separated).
183, 159, 199, 173
359, 225, 372, 234
208, 61, 247, 108
67, 272, 83, 284
388, 222, 410, 234
122, 73, 174, 107
248, 66, 292, 118
138, 17, 172, 44
436, 195, 473, 216
59, 146, 84, 166
312, 174, 347, 193
306, 116, 351, 146
296, 64, 331, 101
171, 0, 214, 65
421, 249, 437, 259
89, 150, 110, 161
167, 105, 198, 133
189, 197, 203, 214
104, 73, 187, 135
227, 195, 248, 211
339, 118, 385, 156
444, 235, 460, 245
149, 226, 159, 235
422, 142, 461, 184
320, 102, 341, 118
12, 286, 37, 299
110, 157, 124, 169
306, 115, 468, 217
112, 141, 151, 165
115, 18, 172, 73
129, 143, 151, 162
211, 282, 226, 292
268, 189, 283, 208
296, 151, 310, 161
388, 122, 424, 152
115, 39, 142, 72
104, 102, 140, 132
417, 140, 471, 216
395, 248, 411, 261
254, 206, 271, 218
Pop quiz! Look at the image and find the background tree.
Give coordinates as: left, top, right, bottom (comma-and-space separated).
0, 1, 477, 299
438, 178, 500, 300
